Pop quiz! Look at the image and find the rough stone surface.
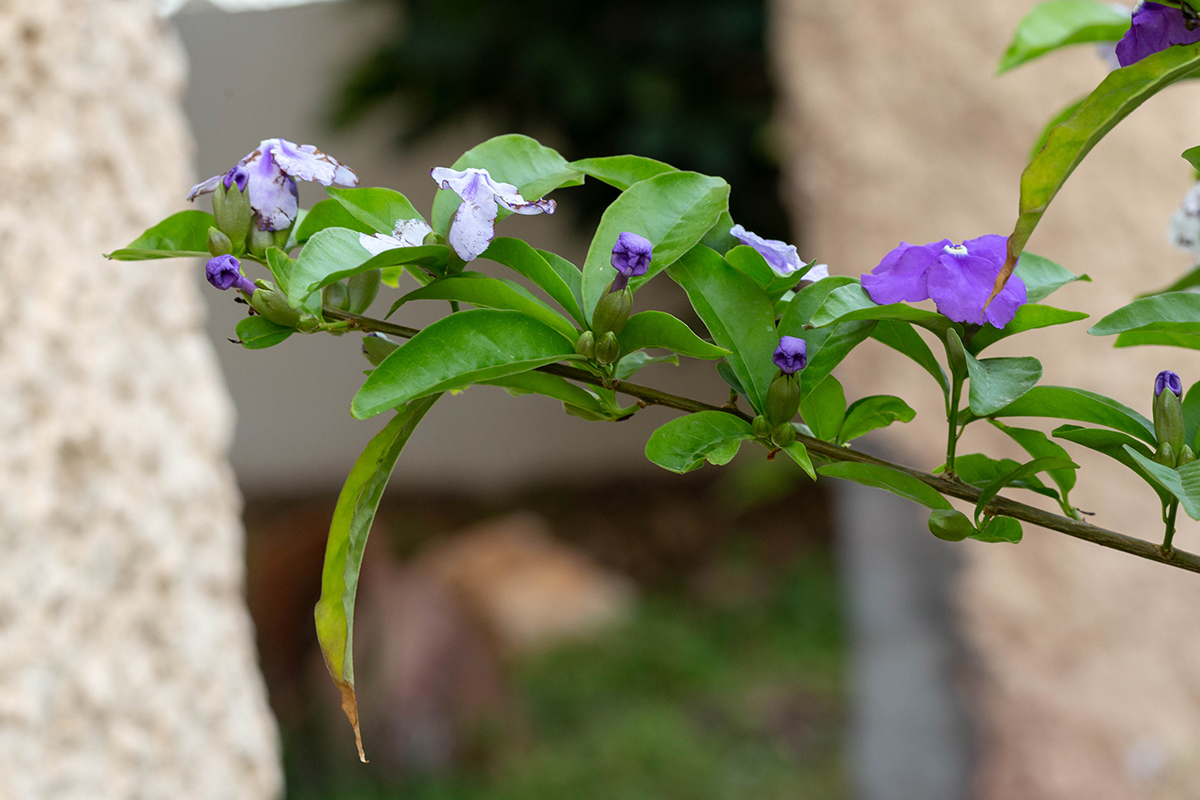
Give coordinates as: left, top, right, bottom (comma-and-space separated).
774, 2, 1200, 797
0, 2, 282, 798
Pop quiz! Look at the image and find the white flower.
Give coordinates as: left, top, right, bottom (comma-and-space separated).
431, 167, 555, 261
359, 218, 435, 256
1169, 181, 1200, 255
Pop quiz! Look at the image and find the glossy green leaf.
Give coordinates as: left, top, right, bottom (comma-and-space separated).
289, 227, 449, 307
701, 210, 740, 255
315, 393, 440, 762
870, 320, 949, 392
1030, 97, 1086, 160
614, 351, 679, 381
990, 419, 1078, 510
967, 304, 1088, 353
234, 315, 293, 349
779, 276, 859, 329
1053, 424, 1173, 505
480, 371, 609, 418
567, 155, 677, 190
965, 354, 1043, 416
352, 309, 576, 418
431, 134, 583, 234
483, 238, 586, 326
1010, 42, 1200, 264
327, 186, 424, 234
1113, 330, 1200, 349
781, 440, 817, 479
265, 247, 296, 293
387, 273, 578, 341
668, 246, 779, 413
837, 395, 916, 445
1089, 291, 1200, 337
818, 462, 953, 510
295, 198, 375, 246
581, 172, 730, 320
1014, 252, 1091, 303
800, 374, 846, 442
785, 322, 877, 402
645, 411, 753, 473
723, 245, 804, 300
1183, 145, 1200, 172
984, 386, 1156, 443
617, 310, 729, 359
973, 516, 1024, 544
998, 0, 1129, 74
105, 210, 214, 260
1183, 380, 1200, 449
944, 453, 1059, 500
974, 456, 1078, 523
1125, 446, 1200, 519
810, 283, 961, 337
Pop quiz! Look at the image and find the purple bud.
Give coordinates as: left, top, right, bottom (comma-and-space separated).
206, 254, 256, 294
223, 165, 250, 193
1156, 370, 1183, 398
610, 231, 653, 292
773, 335, 807, 375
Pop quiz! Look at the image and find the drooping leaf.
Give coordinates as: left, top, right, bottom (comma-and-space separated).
965, 353, 1043, 416
234, 315, 293, 349
997, 0, 1130, 74
327, 186, 424, 234
817, 461, 953, 510
781, 439, 817, 479
837, 395, 916, 445
352, 309, 577, 418
983, 386, 1156, 444
483, 238, 586, 326
105, 210, 214, 260
581, 172, 730, 320
645, 411, 753, 473
567, 155, 678, 190
967, 305, 1088, 353
387, 273, 578, 342
315, 394, 440, 763
617, 310, 730, 359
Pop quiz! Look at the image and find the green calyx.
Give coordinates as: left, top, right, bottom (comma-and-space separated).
249, 282, 302, 328
211, 183, 252, 253
361, 333, 400, 367
592, 286, 633, 337
1154, 387, 1186, 464
207, 227, 233, 257
764, 372, 801, 426
595, 330, 621, 365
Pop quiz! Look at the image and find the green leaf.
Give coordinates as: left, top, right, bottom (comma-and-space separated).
265, 247, 296, 293
998, 0, 1130, 74
567, 155, 678, 190
779, 276, 860, 329
818, 462, 953, 510
352, 309, 576, 418
786, 322, 877, 402
837, 395, 916, 445
482, 238, 586, 327
234, 315, 293, 349
810, 283, 961, 338
781, 440, 817, 479
989, 420, 1078, 511
1030, 97, 1086, 160
614, 351, 679, 381
1052, 424, 1173, 505
480, 371, 611, 418
1114, 330, 1200, 349
984, 386, 1156, 444
928, 509, 976, 541
289, 227, 449, 308
870, 320, 948, 392
973, 516, 1024, 544
1184, 145, 1200, 172
105, 210, 214, 260
800, 374, 846, 442
1124, 446, 1200, 519
1139, 264, 1200, 297
315, 393, 440, 762
327, 186, 424, 234
581, 172, 730, 321
1183, 380, 1200, 449
294, 198, 375, 246
723, 245, 804, 300
1089, 291, 1200, 337
965, 354, 1043, 416
1010, 42, 1200, 263
387, 273, 578, 342
1014, 251, 1091, 303
701, 210, 740, 254
617, 310, 729, 359
944, 453, 1059, 500
667, 246, 779, 413
974, 456, 1078, 523
431, 134, 583, 234
644, 411, 753, 473
968, 305, 1088, 353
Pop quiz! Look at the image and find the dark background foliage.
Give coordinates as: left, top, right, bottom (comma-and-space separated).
333, 0, 789, 239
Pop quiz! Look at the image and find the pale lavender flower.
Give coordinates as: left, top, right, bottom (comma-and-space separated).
188, 138, 358, 232
206, 254, 255, 294
730, 224, 804, 277
804, 263, 830, 282
1116, 2, 1200, 66
773, 336, 808, 375
1169, 181, 1200, 255
861, 235, 1027, 328
430, 167, 555, 262
610, 231, 653, 291
359, 218, 435, 257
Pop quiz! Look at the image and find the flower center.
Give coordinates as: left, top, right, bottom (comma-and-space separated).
943, 243, 969, 257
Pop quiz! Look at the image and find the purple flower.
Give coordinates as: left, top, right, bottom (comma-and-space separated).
1156, 370, 1183, 397
1115, 2, 1200, 67
861, 235, 1027, 328
730, 224, 804, 277
610, 231, 653, 292
206, 254, 256, 294
430, 167, 555, 262
773, 336, 808, 375
188, 138, 358, 232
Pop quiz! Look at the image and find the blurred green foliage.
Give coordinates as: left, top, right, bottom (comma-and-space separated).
334, 0, 790, 239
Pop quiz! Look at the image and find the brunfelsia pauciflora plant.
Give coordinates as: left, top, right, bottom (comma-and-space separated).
106, 0, 1200, 759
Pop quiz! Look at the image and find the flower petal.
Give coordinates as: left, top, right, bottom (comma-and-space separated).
1115, 2, 1200, 66
392, 218, 434, 248
268, 138, 358, 187
431, 167, 554, 215
359, 233, 404, 257
804, 263, 830, 282
187, 174, 223, 201
729, 224, 803, 276
448, 194, 499, 262
927, 253, 1026, 327
860, 241, 947, 305
962, 234, 1009, 265
244, 146, 299, 231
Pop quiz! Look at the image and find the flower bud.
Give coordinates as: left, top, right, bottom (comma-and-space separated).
752, 415, 772, 440
772, 336, 807, 375
1156, 441, 1177, 469
205, 254, 256, 294
765, 372, 801, 426
592, 286, 633, 337
323, 281, 350, 311
927, 509, 974, 542
610, 231, 653, 292
1153, 370, 1185, 461
575, 330, 596, 359
595, 330, 621, 365
207, 227, 233, 257
211, 177, 252, 253
347, 270, 381, 314
1181, 444, 1197, 467
247, 226, 276, 258
361, 332, 400, 366
249, 283, 302, 328
772, 422, 796, 448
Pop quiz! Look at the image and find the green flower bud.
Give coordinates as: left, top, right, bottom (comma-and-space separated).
772, 423, 796, 448
751, 415, 772, 440
592, 287, 633, 337
323, 281, 350, 311
595, 330, 621, 365
765, 372, 801, 426
249, 284, 302, 328
1156, 441, 1177, 469
347, 269, 381, 314
927, 509, 974, 542
211, 183, 252, 253
1181, 444, 1196, 467
247, 226, 276, 258
361, 333, 400, 366
575, 330, 596, 359
295, 314, 322, 334
1154, 371, 1186, 460
207, 227, 233, 257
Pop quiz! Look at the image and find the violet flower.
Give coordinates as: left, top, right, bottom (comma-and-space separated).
730, 224, 804, 277
206, 254, 256, 294
188, 138, 358, 232
1115, 2, 1200, 67
610, 231, 653, 292
430, 167, 555, 262
773, 336, 808, 375
861, 235, 1027, 328
1156, 369, 1184, 397
359, 218, 435, 257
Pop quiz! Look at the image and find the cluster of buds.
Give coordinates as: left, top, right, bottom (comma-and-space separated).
1154, 370, 1195, 468
752, 336, 807, 448
576, 232, 652, 366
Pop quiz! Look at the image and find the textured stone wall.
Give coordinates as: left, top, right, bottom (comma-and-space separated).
773, 2, 1200, 797
0, 2, 282, 797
